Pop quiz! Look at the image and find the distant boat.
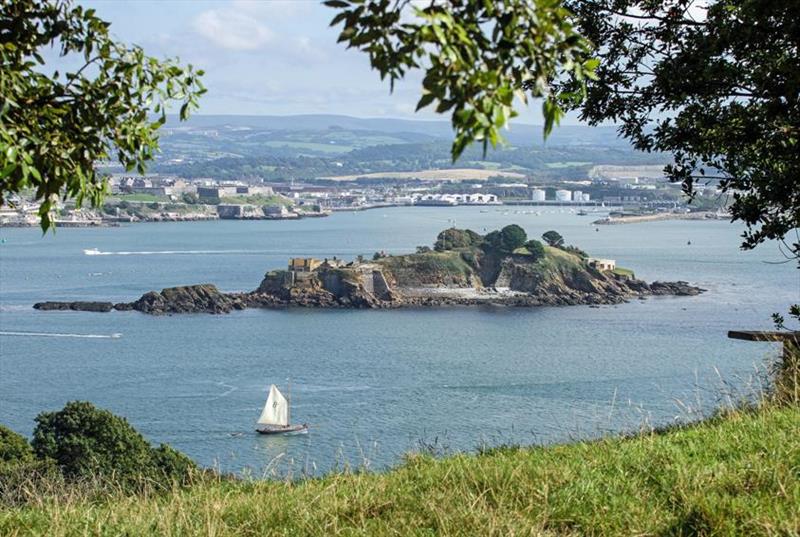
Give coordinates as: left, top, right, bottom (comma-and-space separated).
83, 248, 101, 255
577, 210, 588, 216
256, 384, 308, 435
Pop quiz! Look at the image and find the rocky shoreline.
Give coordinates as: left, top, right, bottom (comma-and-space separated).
33, 279, 702, 315
32, 227, 705, 315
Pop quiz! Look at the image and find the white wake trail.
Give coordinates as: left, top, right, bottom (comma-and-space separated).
0, 331, 122, 339
84, 248, 256, 256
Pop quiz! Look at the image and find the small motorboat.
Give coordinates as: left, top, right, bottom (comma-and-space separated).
256, 384, 308, 435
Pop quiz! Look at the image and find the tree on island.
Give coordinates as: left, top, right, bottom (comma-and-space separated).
0, 0, 205, 230
542, 231, 565, 248
434, 228, 483, 251
328, 0, 799, 325
524, 240, 546, 261
485, 224, 528, 253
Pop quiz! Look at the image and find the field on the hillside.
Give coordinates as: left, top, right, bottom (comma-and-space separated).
320, 168, 527, 181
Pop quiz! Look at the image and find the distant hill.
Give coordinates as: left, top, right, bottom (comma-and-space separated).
164, 114, 628, 148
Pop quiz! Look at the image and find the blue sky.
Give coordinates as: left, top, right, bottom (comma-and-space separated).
75, 0, 555, 123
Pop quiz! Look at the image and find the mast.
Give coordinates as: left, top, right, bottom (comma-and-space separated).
287, 379, 291, 425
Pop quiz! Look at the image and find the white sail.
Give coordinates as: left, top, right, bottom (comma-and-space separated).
257, 384, 289, 427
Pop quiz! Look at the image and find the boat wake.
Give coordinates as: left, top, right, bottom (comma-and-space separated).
0, 331, 122, 339
83, 248, 387, 256
83, 248, 259, 256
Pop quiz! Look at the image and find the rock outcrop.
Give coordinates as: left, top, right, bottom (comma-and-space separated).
115, 284, 247, 314
33, 301, 114, 313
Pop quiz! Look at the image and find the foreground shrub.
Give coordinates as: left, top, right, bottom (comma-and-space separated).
0, 425, 33, 466
31, 401, 195, 487
151, 444, 197, 485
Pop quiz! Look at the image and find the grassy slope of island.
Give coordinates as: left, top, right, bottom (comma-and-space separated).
1, 404, 798, 536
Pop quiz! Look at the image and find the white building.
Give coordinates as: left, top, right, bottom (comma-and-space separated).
572, 190, 583, 202
555, 189, 572, 202
530, 189, 546, 202
414, 193, 499, 206
588, 258, 616, 271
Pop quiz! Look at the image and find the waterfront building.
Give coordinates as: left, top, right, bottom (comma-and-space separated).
588, 258, 616, 271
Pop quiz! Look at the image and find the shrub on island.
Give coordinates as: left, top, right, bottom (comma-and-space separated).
523, 239, 546, 260
434, 228, 483, 251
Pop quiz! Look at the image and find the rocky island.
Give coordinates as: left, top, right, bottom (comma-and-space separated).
34, 226, 702, 315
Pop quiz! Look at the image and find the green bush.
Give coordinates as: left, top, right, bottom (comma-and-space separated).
0, 425, 33, 466
562, 244, 588, 259
523, 239, 546, 260
542, 230, 564, 247
151, 444, 197, 484
484, 225, 527, 253
31, 401, 195, 486
32, 402, 154, 482
434, 228, 483, 251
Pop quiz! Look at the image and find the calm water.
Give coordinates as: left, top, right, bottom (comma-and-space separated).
0, 207, 796, 475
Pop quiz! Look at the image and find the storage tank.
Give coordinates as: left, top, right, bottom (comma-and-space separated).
530, 188, 546, 202
555, 189, 571, 202
572, 190, 583, 202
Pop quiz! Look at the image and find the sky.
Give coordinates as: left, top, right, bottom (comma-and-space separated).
71, 0, 558, 124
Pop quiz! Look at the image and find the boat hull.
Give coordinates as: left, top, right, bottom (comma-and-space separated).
256, 424, 308, 435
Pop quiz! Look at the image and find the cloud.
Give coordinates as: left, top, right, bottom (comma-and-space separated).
231, 0, 313, 19
192, 9, 273, 51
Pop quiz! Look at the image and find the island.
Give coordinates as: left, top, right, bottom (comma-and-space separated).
34, 226, 702, 315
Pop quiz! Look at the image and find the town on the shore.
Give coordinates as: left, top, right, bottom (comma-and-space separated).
0, 168, 731, 228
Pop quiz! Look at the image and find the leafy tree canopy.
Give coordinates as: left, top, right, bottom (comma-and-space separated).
559, 0, 799, 262
31, 401, 195, 484
0, 0, 205, 230
499, 224, 528, 251
485, 224, 528, 253
326, 0, 597, 159
542, 230, 565, 247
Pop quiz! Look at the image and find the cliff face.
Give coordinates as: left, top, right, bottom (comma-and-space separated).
32, 228, 703, 315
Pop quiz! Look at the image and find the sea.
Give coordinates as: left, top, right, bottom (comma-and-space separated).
0, 207, 797, 476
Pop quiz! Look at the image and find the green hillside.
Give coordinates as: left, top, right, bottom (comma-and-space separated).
2, 404, 797, 536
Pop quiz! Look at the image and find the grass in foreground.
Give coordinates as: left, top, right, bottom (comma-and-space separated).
1, 404, 798, 536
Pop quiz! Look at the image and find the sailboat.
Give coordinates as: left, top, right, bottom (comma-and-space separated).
256, 384, 308, 435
